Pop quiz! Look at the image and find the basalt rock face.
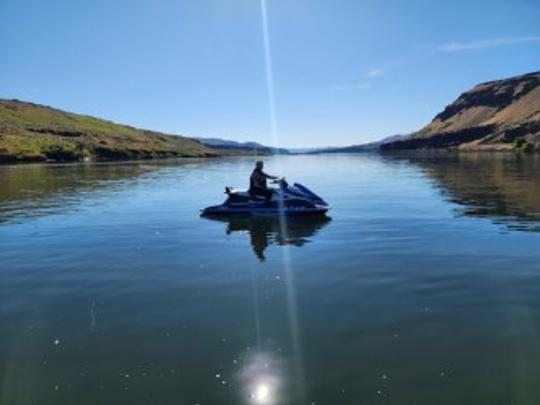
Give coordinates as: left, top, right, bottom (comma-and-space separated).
382, 71, 540, 151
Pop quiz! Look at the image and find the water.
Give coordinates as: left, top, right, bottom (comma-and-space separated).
1, 153, 540, 405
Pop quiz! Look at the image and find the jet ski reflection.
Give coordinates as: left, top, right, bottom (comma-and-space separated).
203, 216, 332, 261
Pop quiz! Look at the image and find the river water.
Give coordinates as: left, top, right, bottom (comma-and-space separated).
1, 153, 540, 404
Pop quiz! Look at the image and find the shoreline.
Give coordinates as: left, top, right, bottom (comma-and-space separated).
2, 148, 539, 166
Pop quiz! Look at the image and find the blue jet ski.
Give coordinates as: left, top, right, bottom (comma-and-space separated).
201, 178, 329, 217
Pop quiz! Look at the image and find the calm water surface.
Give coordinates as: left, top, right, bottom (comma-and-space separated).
2, 153, 540, 405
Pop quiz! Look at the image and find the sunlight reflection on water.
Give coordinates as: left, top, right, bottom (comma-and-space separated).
239, 352, 286, 405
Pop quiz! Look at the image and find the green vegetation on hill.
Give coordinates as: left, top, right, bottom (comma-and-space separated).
0, 99, 218, 163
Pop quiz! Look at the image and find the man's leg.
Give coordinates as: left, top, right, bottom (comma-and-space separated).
264, 189, 273, 207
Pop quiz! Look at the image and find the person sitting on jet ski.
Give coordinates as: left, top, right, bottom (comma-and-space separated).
249, 160, 279, 207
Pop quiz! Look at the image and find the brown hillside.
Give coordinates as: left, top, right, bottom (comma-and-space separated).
383, 71, 540, 151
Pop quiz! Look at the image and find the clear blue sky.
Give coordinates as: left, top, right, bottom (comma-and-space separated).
1, 0, 539, 147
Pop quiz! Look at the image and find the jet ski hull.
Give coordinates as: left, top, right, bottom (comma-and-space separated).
201, 204, 329, 217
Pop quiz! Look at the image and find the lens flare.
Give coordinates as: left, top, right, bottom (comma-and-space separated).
259, 0, 305, 401
260, 0, 305, 403
254, 383, 270, 402
238, 352, 286, 405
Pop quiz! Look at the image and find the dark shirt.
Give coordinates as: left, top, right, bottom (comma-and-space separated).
250, 168, 271, 192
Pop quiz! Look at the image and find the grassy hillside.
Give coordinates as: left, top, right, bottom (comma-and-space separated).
0, 99, 218, 163
382, 71, 540, 151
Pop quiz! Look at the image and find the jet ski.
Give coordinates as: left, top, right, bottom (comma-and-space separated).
201, 178, 329, 217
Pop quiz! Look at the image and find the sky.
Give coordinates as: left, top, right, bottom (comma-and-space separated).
1, 0, 540, 148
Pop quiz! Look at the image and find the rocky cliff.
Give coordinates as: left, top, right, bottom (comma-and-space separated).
382, 71, 540, 151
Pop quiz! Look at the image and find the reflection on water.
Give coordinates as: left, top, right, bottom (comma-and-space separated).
201, 216, 332, 261
3, 155, 540, 404
0, 162, 153, 223
398, 152, 540, 232
0, 160, 206, 224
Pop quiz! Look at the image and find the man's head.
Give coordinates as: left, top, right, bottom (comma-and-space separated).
255, 160, 264, 170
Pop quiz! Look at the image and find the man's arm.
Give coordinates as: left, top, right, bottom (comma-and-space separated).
262, 171, 279, 180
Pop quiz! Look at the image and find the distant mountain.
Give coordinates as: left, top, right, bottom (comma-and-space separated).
382, 70, 540, 152
196, 137, 289, 154
0, 99, 217, 163
309, 134, 406, 153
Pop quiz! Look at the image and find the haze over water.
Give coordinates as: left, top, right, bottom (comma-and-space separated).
2, 153, 540, 404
